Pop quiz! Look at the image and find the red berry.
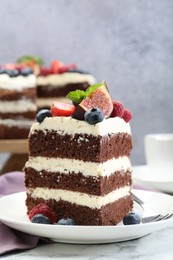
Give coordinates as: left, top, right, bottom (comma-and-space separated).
59, 64, 77, 73
3, 64, 17, 70
51, 60, 63, 74
40, 67, 51, 76
111, 100, 125, 118
51, 101, 75, 117
122, 109, 132, 122
29, 203, 57, 224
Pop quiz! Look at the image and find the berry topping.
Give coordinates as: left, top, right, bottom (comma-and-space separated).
31, 214, 51, 224
6, 69, 20, 77
56, 218, 76, 225
29, 203, 57, 224
20, 67, 33, 76
111, 100, 125, 118
51, 60, 63, 74
84, 108, 104, 125
122, 109, 132, 123
71, 81, 113, 120
3, 64, 17, 70
51, 101, 75, 117
36, 109, 52, 123
0, 68, 6, 74
123, 212, 141, 225
40, 67, 51, 76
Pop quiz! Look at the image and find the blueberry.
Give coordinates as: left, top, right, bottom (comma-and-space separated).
0, 68, 6, 74
123, 212, 141, 225
31, 214, 50, 224
56, 218, 76, 225
6, 69, 20, 77
36, 109, 52, 123
84, 108, 104, 125
20, 67, 33, 76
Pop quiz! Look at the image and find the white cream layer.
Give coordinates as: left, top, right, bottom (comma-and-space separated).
0, 119, 35, 128
37, 72, 96, 87
0, 99, 37, 113
30, 116, 131, 137
28, 186, 130, 209
0, 74, 36, 90
25, 156, 132, 177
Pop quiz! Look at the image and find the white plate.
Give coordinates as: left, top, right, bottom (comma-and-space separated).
133, 165, 173, 194
0, 190, 173, 244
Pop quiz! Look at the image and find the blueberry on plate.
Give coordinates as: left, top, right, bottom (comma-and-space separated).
36, 109, 52, 123
56, 218, 76, 225
123, 212, 141, 225
20, 67, 33, 76
31, 214, 50, 224
84, 108, 104, 125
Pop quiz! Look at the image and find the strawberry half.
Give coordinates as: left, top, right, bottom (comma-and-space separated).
51, 60, 63, 74
51, 101, 75, 117
29, 203, 57, 224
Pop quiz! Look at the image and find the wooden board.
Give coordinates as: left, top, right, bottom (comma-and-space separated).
0, 139, 28, 153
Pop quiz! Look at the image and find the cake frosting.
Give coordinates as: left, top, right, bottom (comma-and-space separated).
37, 72, 95, 87
0, 65, 37, 139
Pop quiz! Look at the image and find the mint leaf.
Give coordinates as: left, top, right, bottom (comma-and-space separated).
67, 82, 104, 103
17, 56, 44, 65
67, 90, 86, 103
85, 83, 103, 96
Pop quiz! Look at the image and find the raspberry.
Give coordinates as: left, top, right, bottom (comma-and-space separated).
29, 203, 57, 224
122, 109, 132, 122
111, 100, 125, 118
40, 67, 51, 76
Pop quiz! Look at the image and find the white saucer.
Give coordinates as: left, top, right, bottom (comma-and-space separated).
133, 165, 173, 194
0, 190, 173, 244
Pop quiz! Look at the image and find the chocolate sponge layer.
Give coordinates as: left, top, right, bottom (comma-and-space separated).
37, 82, 89, 97
25, 168, 132, 196
29, 131, 132, 162
26, 194, 133, 225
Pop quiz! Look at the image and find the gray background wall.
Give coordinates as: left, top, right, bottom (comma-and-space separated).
0, 0, 173, 165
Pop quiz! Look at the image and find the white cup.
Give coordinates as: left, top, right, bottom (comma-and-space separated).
144, 133, 173, 181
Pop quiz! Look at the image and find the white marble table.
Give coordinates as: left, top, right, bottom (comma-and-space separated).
1, 223, 173, 260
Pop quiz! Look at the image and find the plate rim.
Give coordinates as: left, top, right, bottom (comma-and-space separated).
133, 165, 173, 184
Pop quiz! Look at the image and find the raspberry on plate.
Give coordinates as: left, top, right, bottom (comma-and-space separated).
29, 203, 57, 224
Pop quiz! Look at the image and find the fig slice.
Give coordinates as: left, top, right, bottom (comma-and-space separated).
73, 81, 113, 120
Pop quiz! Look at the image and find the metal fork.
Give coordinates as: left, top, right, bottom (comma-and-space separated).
132, 192, 173, 223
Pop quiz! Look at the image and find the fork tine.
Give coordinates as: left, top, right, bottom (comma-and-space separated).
160, 213, 173, 220
154, 213, 173, 221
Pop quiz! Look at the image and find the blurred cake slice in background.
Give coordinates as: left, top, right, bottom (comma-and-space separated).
0, 64, 37, 139
37, 60, 96, 109
17, 56, 96, 110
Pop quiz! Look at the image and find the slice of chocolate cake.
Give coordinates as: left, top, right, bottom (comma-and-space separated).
0, 64, 37, 139
24, 81, 133, 225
